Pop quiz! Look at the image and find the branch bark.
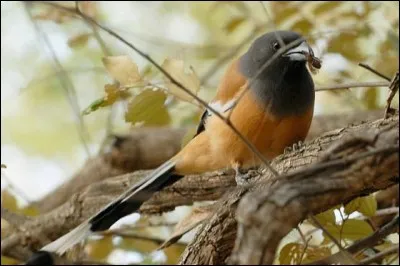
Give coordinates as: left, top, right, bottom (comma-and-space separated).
32, 109, 384, 213
179, 114, 399, 265
2, 113, 397, 264
229, 118, 399, 264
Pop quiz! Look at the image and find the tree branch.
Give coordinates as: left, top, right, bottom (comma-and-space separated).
228, 116, 399, 264
179, 114, 398, 265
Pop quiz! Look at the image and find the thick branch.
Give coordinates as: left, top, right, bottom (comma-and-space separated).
229, 118, 399, 264
178, 114, 399, 265
32, 109, 384, 213
2, 114, 397, 263
34, 127, 187, 212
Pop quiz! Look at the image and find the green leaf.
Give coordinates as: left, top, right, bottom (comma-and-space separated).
358, 195, 377, 217
344, 197, 362, 215
344, 195, 377, 217
314, 208, 336, 226
124, 89, 171, 126
82, 84, 128, 116
324, 219, 374, 241
82, 97, 106, 115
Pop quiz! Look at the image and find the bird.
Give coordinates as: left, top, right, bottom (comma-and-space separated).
26, 30, 316, 264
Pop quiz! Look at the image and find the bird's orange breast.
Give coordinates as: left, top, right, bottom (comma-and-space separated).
207, 90, 314, 168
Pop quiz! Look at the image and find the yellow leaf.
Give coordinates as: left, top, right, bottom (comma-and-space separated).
103, 84, 120, 105
67, 33, 92, 49
32, 6, 73, 24
279, 243, 303, 265
224, 16, 246, 33
125, 89, 171, 126
302, 246, 331, 264
324, 219, 373, 241
161, 58, 200, 104
102, 56, 142, 87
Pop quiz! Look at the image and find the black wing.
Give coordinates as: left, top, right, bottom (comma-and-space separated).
193, 109, 209, 138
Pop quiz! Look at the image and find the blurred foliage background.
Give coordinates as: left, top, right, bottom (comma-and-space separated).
1, 1, 399, 265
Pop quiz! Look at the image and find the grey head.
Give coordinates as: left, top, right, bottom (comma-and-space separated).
239, 30, 315, 117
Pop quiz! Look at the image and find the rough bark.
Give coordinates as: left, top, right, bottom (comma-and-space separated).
31, 110, 384, 214
34, 127, 187, 212
178, 114, 399, 265
2, 112, 397, 264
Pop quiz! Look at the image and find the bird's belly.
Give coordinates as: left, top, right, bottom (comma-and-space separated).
207, 94, 313, 168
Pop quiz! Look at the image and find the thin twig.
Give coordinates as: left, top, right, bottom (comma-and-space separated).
358, 63, 391, 81
384, 71, 399, 119
297, 226, 308, 245
1, 172, 32, 205
35, 0, 280, 177
23, 3, 91, 157
258, 1, 284, 47
76, 1, 117, 154
299, 236, 312, 265
308, 214, 357, 264
19, 67, 106, 94
359, 244, 399, 265
200, 26, 259, 85
308, 215, 346, 251
308, 215, 399, 265
354, 207, 399, 221
315, 81, 390, 91
98, 230, 186, 246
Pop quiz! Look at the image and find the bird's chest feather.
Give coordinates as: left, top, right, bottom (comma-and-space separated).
206, 91, 313, 166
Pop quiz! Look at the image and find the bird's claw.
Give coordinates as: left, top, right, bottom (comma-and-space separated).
284, 140, 304, 154
234, 167, 257, 186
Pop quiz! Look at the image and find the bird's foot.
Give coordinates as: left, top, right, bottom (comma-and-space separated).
284, 140, 304, 154
234, 167, 257, 186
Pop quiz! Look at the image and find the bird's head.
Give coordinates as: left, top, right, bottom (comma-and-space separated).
239, 30, 316, 78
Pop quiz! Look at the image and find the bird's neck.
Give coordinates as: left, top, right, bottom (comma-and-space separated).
250, 63, 315, 117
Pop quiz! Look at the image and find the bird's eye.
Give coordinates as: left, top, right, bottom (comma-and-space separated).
273, 41, 280, 51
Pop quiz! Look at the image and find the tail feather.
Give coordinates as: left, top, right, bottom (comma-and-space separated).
41, 223, 91, 255
38, 159, 178, 256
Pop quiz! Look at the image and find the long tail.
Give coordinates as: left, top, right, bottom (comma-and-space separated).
31, 159, 179, 260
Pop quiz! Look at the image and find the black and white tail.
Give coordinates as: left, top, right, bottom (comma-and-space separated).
28, 159, 179, 263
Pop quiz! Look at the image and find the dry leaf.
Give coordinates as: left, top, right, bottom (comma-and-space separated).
161, 58, 200, 104
124, 89, 171, 126
102, 56, 142, 87
158, 204, 215, 250
32, 7, 73, 24
67, 33, 92, 49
